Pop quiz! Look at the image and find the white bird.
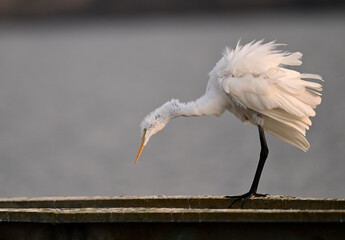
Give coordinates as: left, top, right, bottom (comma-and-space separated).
136, 40, 323, 199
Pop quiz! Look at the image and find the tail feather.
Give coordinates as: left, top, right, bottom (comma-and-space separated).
263, 114, 310, 152
261, 108, 311, 136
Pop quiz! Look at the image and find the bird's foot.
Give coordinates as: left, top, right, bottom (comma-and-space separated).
225, 192, 269, 208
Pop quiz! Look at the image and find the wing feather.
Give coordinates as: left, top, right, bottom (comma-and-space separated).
214, 40, 323, 151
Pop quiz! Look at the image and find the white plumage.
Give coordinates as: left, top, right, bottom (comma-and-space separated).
213, 40, 323, 151
137, 40, 323, 163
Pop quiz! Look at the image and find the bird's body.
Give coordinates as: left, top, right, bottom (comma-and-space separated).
136, 40, 323, 199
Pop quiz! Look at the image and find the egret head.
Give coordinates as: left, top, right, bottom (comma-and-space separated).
136, 102, 173, 162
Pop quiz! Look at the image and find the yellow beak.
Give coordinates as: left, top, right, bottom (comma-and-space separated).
136, 128, 147, 163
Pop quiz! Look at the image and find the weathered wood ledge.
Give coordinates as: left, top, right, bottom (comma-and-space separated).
0, 195, 344, 239
0, 195, 344, 223
1, 195, 345, 209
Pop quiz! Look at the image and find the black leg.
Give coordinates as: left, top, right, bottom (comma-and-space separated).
226, 125, 269, 206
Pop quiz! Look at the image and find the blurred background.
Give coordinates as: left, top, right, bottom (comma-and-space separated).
0, 0, 344, 199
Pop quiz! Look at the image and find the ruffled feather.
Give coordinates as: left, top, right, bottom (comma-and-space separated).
215, 40, 323, 151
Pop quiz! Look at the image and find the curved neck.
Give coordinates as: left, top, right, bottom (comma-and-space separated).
167, 94, 224, 119
141, 94, 225, 140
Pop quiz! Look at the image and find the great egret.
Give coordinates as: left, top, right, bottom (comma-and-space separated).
136, 40, 323, 199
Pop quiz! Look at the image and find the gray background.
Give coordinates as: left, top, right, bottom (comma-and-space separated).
0, 9, 344, 198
